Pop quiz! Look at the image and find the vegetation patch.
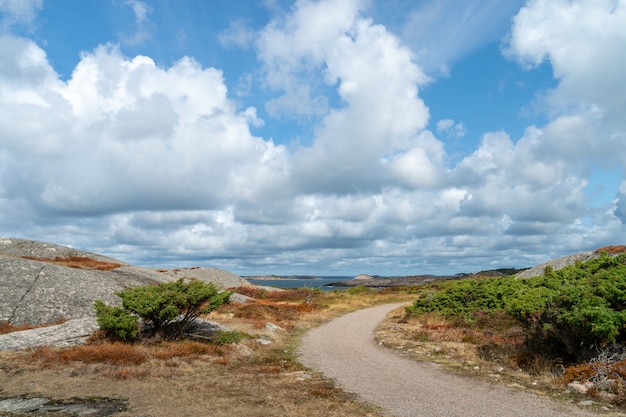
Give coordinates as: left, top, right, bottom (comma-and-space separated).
19, 256, 122, 271
400, 253, 626, 406
23, 340, 231, 369
0, 318, 68, 335
95, 279, 231, 341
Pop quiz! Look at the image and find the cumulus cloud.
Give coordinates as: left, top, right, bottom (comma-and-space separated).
254, 0, 436, 192
1, 0, 625, 275
505, 0, 626, 129
0, 38, 288, 217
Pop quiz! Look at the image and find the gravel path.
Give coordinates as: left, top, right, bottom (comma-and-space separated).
298, 303, 607, 417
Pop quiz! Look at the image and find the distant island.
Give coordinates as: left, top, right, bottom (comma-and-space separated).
243, 275, 324, 280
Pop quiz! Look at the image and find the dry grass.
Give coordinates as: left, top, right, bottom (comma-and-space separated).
0, 317, 68, 335
23, 340, 232, 368
375, 308, 626, 412
595, 245, 626, 254
4, 284, 626, 414
0, 287, 417, 417
20, 255, 122, 271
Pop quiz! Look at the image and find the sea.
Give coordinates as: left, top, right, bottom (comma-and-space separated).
246, 277, 350, 291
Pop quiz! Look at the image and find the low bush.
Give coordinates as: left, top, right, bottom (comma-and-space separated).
95, 279, 231, 341
406, 253, 626, 361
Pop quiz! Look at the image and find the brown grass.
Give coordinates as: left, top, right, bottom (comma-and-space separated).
0, 287, 424, 417
5, 284, 626, 413
20, 255, 122, 271
0, 317, 68, 335
24, 340, 232, 368
376, 306, 626, 411
595, 245, 626, 254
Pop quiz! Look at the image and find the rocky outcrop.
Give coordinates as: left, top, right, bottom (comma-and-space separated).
0, 317, 99, 350
162, 266, 248, 289
0, 238, 171, 326
514, 247, 624, 279
0, 238, 249, 327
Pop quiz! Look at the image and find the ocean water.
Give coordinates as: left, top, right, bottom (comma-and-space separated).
247, 277, 350, 291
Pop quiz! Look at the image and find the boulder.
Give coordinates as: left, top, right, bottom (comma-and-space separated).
161, 266, 248, 289
0, 238, 248, 327
514, 248, 624, 279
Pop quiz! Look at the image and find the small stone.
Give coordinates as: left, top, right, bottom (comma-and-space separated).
577, 400, 593, 406
265, 322, 282, 331
567, 381, 593, 394
0, 398, 50, 412
257, 335, 273, 345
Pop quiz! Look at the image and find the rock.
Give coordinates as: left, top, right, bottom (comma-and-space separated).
567, 381, 594, 394
161, 266, 249, 289
0, 237, 248, 350
353, 274, 374, 281
0, 397, 50, 412
229, 292, 253, 304
0, 317, 99, 350
264, 322, 282, 332
0, 396, 126, 415
0, 238, 169, 326
514, 250, 621, 279
257, 335, 274, 345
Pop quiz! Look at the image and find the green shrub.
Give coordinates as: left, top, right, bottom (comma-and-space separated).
95, 279, 231, 341
94, 301, 139, 341
406, 254, 626, 361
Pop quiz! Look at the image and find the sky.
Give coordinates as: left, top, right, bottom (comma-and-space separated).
1, 0, 625, 277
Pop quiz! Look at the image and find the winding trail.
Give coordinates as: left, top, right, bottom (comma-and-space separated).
298, 303, 605, 417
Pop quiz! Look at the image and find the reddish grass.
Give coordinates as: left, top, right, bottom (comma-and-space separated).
27, 343, 148, 366
595, 245, 626, 254
0, 318, 68, 335
25, 340, 231, 368
20, 255, 122, 271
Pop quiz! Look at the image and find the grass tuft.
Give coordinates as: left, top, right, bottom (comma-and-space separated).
0, 318, 68, 335
20, 255, 122, 271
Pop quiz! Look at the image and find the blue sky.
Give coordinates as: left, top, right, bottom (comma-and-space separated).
1, 0, 624, 276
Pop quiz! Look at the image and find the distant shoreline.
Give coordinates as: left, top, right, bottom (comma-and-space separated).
244, 275, 326, 281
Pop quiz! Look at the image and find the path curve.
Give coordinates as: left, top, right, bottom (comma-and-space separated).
298, 303, 603, 417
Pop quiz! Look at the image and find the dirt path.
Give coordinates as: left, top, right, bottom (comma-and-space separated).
298, 303, 610, 417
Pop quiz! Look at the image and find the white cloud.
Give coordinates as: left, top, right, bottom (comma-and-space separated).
219, 19, 257, 49
253, 0, 436, 192
505, 0, 626, 128
615, 181, 626, 224
0, 0, 42, 30
0, 37, 288, 217
119, 0, 153, 46
1, 0, 625, 275
436, 118, 467, 139
395, 0, 525, 75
